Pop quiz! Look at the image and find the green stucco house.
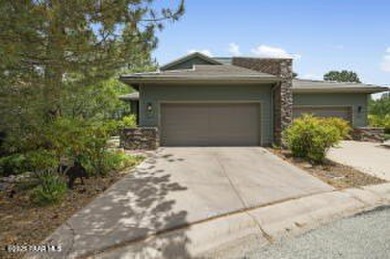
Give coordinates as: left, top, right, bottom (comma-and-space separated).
119, 52, 388, 148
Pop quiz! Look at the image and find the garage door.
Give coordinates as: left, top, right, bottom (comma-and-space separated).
160, 103, 260, 146
293, 106, 352, 124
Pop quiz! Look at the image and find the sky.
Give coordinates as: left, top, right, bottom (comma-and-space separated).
153, 0, 390, 88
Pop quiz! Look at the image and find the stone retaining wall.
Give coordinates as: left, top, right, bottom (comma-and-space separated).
120, 127, 159, 150
352, 127, 384, 143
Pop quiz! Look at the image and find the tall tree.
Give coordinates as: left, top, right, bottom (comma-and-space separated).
0, 0, 184, 121
0, 0, 184, 149
323, 70, 361, 83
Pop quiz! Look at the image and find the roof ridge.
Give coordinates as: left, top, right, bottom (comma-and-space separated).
160, 52, 222, 70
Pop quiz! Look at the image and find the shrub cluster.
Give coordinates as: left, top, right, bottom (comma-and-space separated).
368, 114, 390, 134
0, 117, 141, 205
283, 114, 351, 163
117, 115, 137, 129
32, 170, 68, 205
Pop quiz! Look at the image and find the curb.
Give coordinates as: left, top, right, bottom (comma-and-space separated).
96, 183, 390, 258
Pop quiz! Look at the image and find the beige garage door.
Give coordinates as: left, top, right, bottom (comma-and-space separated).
160, 103, 260, 146
293, 106, 352, 124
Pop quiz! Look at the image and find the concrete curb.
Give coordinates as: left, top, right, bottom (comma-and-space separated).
97, 183, 390, 259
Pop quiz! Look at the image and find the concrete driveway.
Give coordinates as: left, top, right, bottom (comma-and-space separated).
44, 147, 333, 258
328, 141, 390, 181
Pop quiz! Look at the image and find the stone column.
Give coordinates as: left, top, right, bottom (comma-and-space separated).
232, 57, 293, 145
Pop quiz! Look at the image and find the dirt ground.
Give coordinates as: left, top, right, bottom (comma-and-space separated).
0, 168, 139, 259
268, 148, 386, 189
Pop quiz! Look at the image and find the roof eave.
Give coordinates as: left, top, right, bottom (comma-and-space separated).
292, 87, 389, 94
120, 77, 281, 85
119, 96, 138, 101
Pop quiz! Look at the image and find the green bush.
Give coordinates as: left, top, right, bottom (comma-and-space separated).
368, 114, 390, 134
32, 170, 67, 205
83, 122, 116, 175
25, 149, 58, 173
0, 153, 28, 176
320, 117, 351, 139
118, 115, 137, 129
283, 114, 342, 163
105, 151, 144, 172
82, 151, 143, 175
44, 118, 118, 175
2, 117, 139, 179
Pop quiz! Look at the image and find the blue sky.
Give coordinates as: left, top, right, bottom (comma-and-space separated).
153, 0, 389, 87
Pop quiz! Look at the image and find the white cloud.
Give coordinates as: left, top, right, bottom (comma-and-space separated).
228, 42, 241, 56
380, 47, 390, 72
188, 49, 213, 57
251, 44, 301, 59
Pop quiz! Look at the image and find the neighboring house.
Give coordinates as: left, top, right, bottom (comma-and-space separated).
119, 52, 388, 148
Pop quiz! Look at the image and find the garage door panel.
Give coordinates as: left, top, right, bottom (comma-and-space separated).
161, 103, 260, 146
293, 106, 352, 124
208, 104, 259, 146
160, 104, 209, 146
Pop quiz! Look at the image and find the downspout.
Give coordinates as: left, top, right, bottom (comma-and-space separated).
138, 83, 143, 127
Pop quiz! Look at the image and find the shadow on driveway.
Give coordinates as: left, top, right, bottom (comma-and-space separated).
42, 150, 191, 258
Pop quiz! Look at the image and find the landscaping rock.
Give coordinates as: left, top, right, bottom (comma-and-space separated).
352, 127, 384, 143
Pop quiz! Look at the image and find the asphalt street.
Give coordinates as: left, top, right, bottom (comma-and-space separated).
220, 205, 390, 259
248, 205, 390, 259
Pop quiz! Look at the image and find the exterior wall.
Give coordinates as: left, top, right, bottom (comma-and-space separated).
232, 58, 293, 145
163, 57, 216, 70
293, 93, 368, 127
139, 83, 274, 145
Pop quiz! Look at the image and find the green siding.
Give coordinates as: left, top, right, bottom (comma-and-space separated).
139, 84, 274, 145
293, 93, 368, 127
163, 56, 216, 70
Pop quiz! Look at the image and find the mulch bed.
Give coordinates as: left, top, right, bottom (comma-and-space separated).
268, 148, 387, 189
0, 169, 136, 259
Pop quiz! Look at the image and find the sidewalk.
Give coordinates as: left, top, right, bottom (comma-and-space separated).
32, 182, 390, 258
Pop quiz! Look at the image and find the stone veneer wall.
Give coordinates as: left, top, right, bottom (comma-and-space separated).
352, 127, 384, 143
120, 127, 159, 150
232, 58, 293, 145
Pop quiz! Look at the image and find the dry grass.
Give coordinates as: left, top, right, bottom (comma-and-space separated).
0, 168, 138, 259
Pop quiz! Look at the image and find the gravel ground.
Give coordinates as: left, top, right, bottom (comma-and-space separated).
243, 205, 390, 259
268, 148, 385, 189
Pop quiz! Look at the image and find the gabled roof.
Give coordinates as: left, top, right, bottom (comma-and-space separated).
160, 52, 222, 71
120, 64, 280, 86
292, 79, 388, 93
